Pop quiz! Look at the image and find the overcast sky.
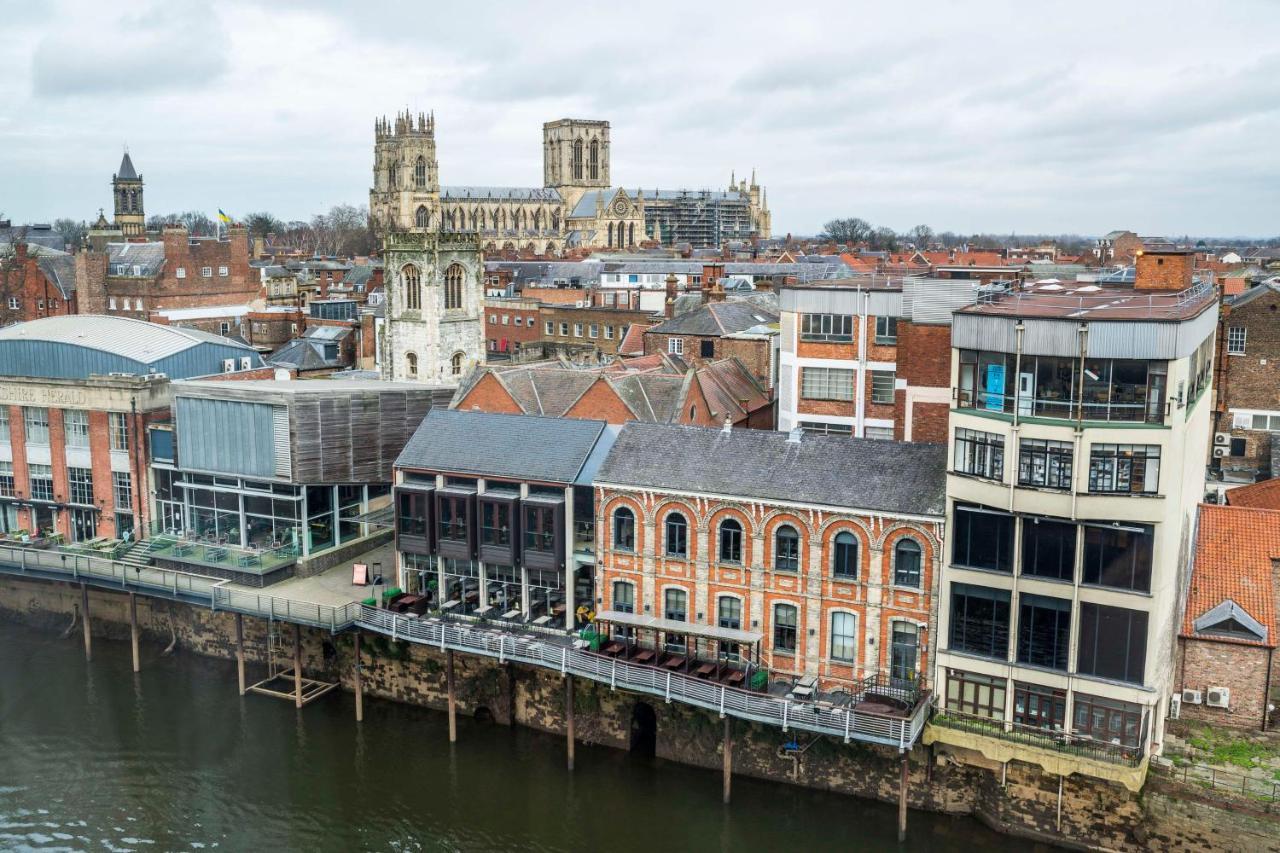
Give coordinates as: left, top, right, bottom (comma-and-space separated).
2, 0, 1277, 238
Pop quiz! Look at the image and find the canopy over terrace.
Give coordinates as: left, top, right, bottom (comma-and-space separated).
595, 610, 763, 646
593, 608, 764, 683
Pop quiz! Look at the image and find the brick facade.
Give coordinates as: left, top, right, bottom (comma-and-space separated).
1176, 637, 1276, 730
541, 305, 656, 356
645, 332, 773, 387
1213, 285, 1280, 475
894, 321, 952, 443
595, 487, 940, 690
484, 300, 540, 355
0, 243, 77, 326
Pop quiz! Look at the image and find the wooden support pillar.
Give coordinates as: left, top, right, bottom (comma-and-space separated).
446, 648, 457, 743
353, 632, 364, 723
565, 674, 575, 772
722, 716, 733, 805
293, 623, 303, 709
897, 754, 909, 843
129, 592, 140, 673
234, 613, 246, 695
1056, 774, 1064, 832
80, 583, 91, 662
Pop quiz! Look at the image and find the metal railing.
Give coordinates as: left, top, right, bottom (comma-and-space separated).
358, 606, 929, 750
211, 586, 361, 631
957, 389, 1164, 424
1151, 757, 1280, 804
930, 709, 1146, 767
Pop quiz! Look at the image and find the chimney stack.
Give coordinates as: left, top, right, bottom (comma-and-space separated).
702, 263, 725, 303
664, 272, 678, 319
1134, 248, 1195, 292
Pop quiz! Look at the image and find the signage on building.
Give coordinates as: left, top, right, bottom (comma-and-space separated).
0, 383, 91, 408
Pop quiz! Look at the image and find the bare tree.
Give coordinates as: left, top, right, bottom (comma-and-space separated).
244, 211, 283, 240
52, 218, 89, 251
905, 224, 934, 249
869, 226, 899, 251
822, 217, 873, 245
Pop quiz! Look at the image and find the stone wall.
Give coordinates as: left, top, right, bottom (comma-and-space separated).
3, 575, 1278, 852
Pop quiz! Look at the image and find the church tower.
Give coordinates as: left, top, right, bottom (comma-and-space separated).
543, 119, 610, 212
112, 151, 145, 237
372, 110, 483, 385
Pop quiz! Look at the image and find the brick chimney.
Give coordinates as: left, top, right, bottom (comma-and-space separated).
1135, 248, 1194, 292
702, 263, 724, 303
664, 272, 678, 319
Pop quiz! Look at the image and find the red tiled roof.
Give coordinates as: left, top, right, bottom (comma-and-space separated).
619, 323, 651, 356
1225, 478, 1280, 511
1182, 503, 1280, 646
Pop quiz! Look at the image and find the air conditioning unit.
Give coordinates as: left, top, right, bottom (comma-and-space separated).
1182, 688, 1203, 705
1206, 687, 1230, 708
1213, 432, 1231, 446
1213, 446, 1229, 458
1169, 694, 1182, 720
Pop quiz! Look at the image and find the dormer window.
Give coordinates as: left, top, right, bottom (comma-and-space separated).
1194, 600, 1268, 643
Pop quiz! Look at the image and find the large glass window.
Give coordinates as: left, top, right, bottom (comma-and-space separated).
801, 367, 854, 401
773, 603, 798, 654
1082, 524, 1152, 592
439, 494, 469, 543
1017, 594, 1071, 670
832, 531, 858, 579
1013, 683, 1066, 731
28, 464, 54, 502
718, 518, 742, 563
664, 588, 688, 652
664, 512, 687, 558
1077, 603, 1148, 685
891, 622, 919, 682
951, 504, 1014, 572
337, 484, 364, 545
1088, 444, 1160, 495
612, 507, 635, 551
109, 412, 129, 451
894, 538, 922, 587
1021, 517, 1076, 581
870, 370, 896, 404
481, 501, 512, 546
68, 467, 94, 505
1073, 693, 1144, 747
800, 313, 853, 342
112, 472, 132, 512
1018, 438, 1073, 490
874, 316, 898, 344
64, 410, 90, 448
958, 351, 1166, 423
0, 461, 13, 497
954, 428, 1004, 480
774, 525, 799, 572
397, 491, 428, 537
23, 407, 49, 445
831, 612, 856, 662
524, 505, 556, 552
613, 581, 635, 613
945, 669, 1007, 720
949, 583, 1011, 659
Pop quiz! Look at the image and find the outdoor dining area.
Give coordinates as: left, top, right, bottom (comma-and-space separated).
589, 609, 765, 689
144, 527, 300, 577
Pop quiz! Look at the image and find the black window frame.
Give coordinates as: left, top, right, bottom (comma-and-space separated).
718, 518, 743, 564
951, 504, 1014, 573
773, 603, 798, 654
948, 583, 1011, 660
480, 500, 512, 547
1077, 602, 1148, 685
1087, 444, 1160, 495
874, 315, 898, 344
893, 538, 922, 588
664, 512, 688, 558
774, 525, 800, 572
1020, 516, 1076, 582
1081, 523, 1153, 593
800, 312, 853, 343
1016, 593, 1072, 671
954, 428, 1004, 480
613, 507, 636, 552
1018, 438, 1074, 491
831, 530, 858, 580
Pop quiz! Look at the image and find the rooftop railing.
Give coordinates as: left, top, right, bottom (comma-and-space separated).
930, 708, 1147, 767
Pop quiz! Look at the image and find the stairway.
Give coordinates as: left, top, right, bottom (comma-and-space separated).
117, 538, 156, 569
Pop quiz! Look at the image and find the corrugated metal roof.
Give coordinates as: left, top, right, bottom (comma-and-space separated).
0, 315, 253, 362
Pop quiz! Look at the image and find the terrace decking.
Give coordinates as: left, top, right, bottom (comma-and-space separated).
145, 535, 299, 587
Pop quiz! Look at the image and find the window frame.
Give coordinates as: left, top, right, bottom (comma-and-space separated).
800, 313, 853, 343
718, 518, 743, 564
953, 428, 1004, 481
869, 370, 895, 404
831, 530, 858, 580
830, 611, 857, 662
612, 506, 636, 552
800, 367, 854, 402
1227, 326, 1246, 355
773, 524, 800, 573
874, 315, 898, 344
664, 512, 688, 558
773, 603, 798, 654
1087, 444, 1160, 495
1018, 438, 1073, 491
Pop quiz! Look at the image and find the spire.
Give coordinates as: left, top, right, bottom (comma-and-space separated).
750, 168, 757, 188
117, 150, 138, 181
730, 169, 735, 189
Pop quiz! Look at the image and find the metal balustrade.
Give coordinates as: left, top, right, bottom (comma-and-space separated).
357, 606, 929, 750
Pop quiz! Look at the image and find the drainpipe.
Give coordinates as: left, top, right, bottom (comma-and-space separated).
1064, 321, 1089, 734
1263, 647, 1274, 732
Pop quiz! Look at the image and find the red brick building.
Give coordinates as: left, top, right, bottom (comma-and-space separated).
484, 297, 540, 356
1176, 503, 1280, 730
1213, 282, 1280, 478
643, 298, 778, 386
593, 423, 945, 690
541, 304, 658, 356
0, 243, 77, 326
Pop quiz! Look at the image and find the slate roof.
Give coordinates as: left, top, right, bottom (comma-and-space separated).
117, 152, 139, 181
646, 301, 778, 336
596, 423, 947, 517
442, 185, 561, 202
397, 408, 610, 484
36, 255, 76, 297
108, 241, 165, 277
1182, 503, 1280, 647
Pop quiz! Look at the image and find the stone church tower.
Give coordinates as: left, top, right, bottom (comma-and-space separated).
112, 151, 145, 236
371, 111, 483, 385
543, 119, 610, 212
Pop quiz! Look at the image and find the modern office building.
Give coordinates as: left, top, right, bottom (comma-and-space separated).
928, 249, 1217, 787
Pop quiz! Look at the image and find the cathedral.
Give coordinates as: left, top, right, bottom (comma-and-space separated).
369, 112, 771, 257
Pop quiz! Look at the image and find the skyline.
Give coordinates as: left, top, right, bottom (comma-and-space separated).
1, 0, 1277, 238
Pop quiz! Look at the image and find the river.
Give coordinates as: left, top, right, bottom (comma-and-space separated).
0, 622, 1038, 852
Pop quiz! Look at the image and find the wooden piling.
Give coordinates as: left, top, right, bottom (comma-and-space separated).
234, 613, 246, 695
293, 623, 303, 709
129, 592, 140, 673
80, 583, 91, 661
898, 754, 909, 843
722, 716, 733, 804
446, 648, 457, 743
353, 632, 364, 723
565, 674, 575, 772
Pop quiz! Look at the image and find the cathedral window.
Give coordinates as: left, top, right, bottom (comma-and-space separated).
406, 352, 418, 377
414, 156, 427, 188
533, 209, 542, 230
551, 210, 559, 231
451, 352, 465, 376
415, 206, 430, 229
607, 223, 614, 248
444, 263, 464, 310
572, 139, 584, 180
402, 264, 421, 310
388, 163, 399, 188
628, 223, 635, 247
478, 209, 486, 230
589, 140, 599, 180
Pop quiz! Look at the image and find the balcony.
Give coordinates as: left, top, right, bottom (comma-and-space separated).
143, 532, 299, 587
957, 389, 1164, 425
925, 708, 1149, 791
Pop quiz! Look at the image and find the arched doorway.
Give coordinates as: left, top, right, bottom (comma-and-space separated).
630, 701, 657, 757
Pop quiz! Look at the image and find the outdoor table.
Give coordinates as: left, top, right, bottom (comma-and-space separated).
725, 670, 745, 686
441, 599, 460, 611
532, 615, 551, 626
601, 641, 624, 657
662, 655, 685, 670
694, 662, 716, 678
632, 649, 655, 664
502, 609, 521, 620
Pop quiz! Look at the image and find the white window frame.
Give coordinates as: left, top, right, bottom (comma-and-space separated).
545, 321, 554, 335
201, 266, 212, 277
668, 337, 684, 355
176, 267, 187, 279
1227, 326, 1247, 355
218, 265, 229, 277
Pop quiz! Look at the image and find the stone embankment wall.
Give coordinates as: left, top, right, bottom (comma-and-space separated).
2, 576, 1277, 852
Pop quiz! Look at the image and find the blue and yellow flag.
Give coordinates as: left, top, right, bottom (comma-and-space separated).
217, 209, 232, 224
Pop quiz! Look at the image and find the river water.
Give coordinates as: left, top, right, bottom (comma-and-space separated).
0, 623, 1038, 852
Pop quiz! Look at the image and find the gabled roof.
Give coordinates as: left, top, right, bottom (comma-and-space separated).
397, 408, 612, 485
1226, 281, 1280, 308
597, 424, 946, 517
645, 301, 778, 337
442, 185, 561, 202
1182, 504, 1280, 647
108, 241, 165, 277
36, 254, 76, 297
618, 322, 651, 356
696, 357, 770, 420
1225, 477, 1280, 511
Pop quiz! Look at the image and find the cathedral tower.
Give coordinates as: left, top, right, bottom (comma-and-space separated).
372, 110, 483, 385
543, 119, 609, 212
112, 151, 145, 237
370, 111, 441, 236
